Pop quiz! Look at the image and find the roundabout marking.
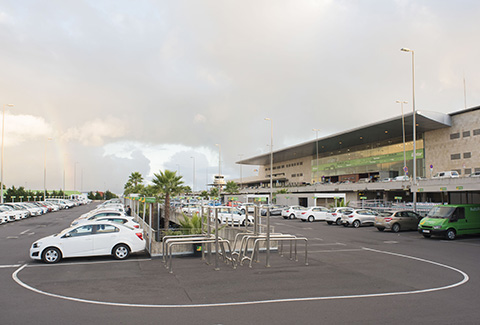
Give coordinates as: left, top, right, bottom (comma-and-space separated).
12, 247, 469, 308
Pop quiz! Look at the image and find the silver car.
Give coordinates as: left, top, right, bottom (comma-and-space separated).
375, 210, 422, 232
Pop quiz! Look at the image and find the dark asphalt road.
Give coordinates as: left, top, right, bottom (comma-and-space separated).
1, 203, 480, 324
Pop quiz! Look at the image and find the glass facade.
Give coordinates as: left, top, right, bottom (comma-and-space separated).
311, 139, 424, 182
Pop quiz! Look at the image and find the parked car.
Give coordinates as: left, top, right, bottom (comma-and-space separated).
87, 216, 141, 229
282, 206, 307, 219
1, 204, 29, 219
374, 210, 423, 232
418, 204, 480, 240
341, 209, 378, 228
71, 210, 128, 226
325, 207, 354, 225
211, 207, 254, 226
0, 210, 9, 224
298, 206, 330, 222
260, 205, 287, 216
469, 171, 480, 177
239, 203, 256, 214
30, 221, 146, 263
432, 171, 460, 179
0, 205, 18, 222
394, 175, 409, 181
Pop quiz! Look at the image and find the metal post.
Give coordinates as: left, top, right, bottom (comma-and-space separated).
214, 208, 219, 270
266, 206, 271, 267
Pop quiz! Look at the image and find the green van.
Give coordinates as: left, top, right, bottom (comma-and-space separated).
418, 204, 480, 240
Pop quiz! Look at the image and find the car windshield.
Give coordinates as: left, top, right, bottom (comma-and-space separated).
427, 206, 455, 219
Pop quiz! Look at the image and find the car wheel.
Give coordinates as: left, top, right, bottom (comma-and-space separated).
353, 220, 360, 228
112, 244, 130, 260
392, 223, 401, 233
241, 209, 246, 214
336, 218, 342, 226
308, 216, 314, 222
289, 214, 295, 219
326, 221, 333, 225
42, 247, 62, 263
446, 229, 456, 240
377, 227, 385, 232
423, 234, 431, 238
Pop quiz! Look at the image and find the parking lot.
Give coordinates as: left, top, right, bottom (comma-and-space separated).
2, 203, 480, 324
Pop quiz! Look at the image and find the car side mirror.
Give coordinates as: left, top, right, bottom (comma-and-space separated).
62, 233, 72, 238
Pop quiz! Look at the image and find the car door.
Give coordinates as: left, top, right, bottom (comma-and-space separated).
60, 225, 95, 257
92, 224, 121, 255
404, 211, 418, 230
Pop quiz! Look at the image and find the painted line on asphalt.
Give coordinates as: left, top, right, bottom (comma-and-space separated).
0, 264, 21, 268
26, 257, 153, 268
309, 249, 364, 253
12, 247, 469, 308
20, 229, 31, 235
309, 242, 347, 247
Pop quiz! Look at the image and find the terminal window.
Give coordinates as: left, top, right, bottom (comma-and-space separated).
474, 129, 480, 136
451, 153, 461, 160
464, 152, 472, 159
463, 131, 471, 138
450, 133, 460, 140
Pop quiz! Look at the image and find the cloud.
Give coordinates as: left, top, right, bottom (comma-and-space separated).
62, 116, 129, 146
4, 113, 53, 146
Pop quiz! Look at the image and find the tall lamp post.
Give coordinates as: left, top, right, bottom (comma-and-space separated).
401, 47, 417, 212
190, 156, 196, 193
396, 100, 408, 176
1, 104, 14, 204
312, 128, 320, 184
264, 117, 273, 268
74, 161, 79, 192
238, 154, 244, 190
44, 137, 53, 200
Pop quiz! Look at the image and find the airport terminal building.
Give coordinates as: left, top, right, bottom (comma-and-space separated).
234, 106, 480, 206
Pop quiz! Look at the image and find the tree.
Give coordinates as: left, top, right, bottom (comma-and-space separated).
128, 172, 144, 187
200, 190, 209, 200
209, 187, 219, 198
151, 170, 184, 230
224, 181, 239, 194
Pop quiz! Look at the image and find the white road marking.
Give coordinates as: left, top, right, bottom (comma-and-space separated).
309, 243, 347, 247
0, 264, 21, 268
12, 248, 469, 308
20, 229, 31, 235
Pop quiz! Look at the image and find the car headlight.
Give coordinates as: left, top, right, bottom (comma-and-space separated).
33, 242, 41, 248
433, 225, 442, 229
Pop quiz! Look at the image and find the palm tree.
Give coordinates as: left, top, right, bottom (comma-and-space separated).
152, 170, 184, 230
128, 172, 144, 187
224, 181, 239, 194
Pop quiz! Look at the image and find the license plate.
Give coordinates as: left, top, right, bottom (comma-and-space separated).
422, 229, 431, 234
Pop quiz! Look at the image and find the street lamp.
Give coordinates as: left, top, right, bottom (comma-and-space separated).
44, 137, 53, 200
396, 100, 408, 176
312, 128, 320, 184
401, 47, 417, 211
1, 104, 14, 204
190, 156, 196, 193
264, 117, 273, 268
238, 153, 244, 190
74, 161, 79, 192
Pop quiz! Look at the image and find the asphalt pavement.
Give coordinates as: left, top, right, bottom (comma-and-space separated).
1, 203, 480, 324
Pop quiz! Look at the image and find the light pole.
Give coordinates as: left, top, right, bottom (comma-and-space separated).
74, 161, 79, 192
401, 47, 417, 211
190, 156, 196, 193
1, 104, 14, 204
264, 117, 273, 268
44, 137, 53, 200
312, 128, 320, 184
396, 100, 408, 176
238, 154, 244, 190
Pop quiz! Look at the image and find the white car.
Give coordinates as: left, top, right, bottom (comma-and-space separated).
282, 206, 307, 219
341, 209, 378, 228
210, 207, 254, 226
71, 210, 128, 226
325, 207, 354, 225
298, 206, 330, 222
77, 216, 140, 230
239, 203, 256, 214
30, 221, 146, 263
1, 204, 29, 219
0, 205, 18, 222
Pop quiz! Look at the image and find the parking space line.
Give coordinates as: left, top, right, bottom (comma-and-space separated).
20, 229, 31, 235
309, 249, 364, 253
0, 264, 21, 268
25, 258, 153, 268
12, 248, 469, 308
309, 242, 347, 246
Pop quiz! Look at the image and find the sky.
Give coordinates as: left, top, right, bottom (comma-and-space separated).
0, 0, 479, 194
